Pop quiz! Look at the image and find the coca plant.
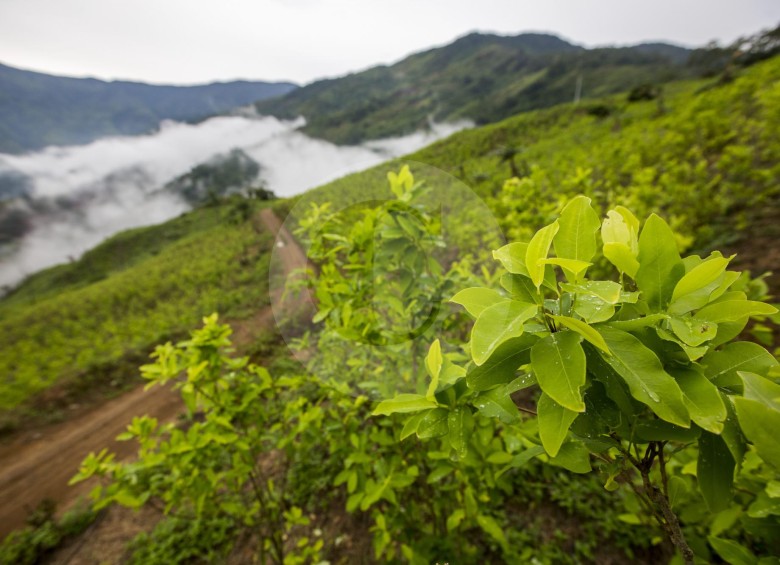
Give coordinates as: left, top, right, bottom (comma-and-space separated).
376, 194, 780, 563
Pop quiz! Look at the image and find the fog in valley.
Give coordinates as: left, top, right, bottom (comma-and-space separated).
0, 114, 470, 289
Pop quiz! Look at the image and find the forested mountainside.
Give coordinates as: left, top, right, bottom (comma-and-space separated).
0, 63, 297, 153
255, 32, 692, 144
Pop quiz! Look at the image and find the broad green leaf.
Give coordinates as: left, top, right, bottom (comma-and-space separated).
740, 371, 780, 412
633, 419, 700, 442
470, 301, 538, 365
673, 367, 727, 434
500, 273, 537, 303
698, 432, 735, 512
427, 465, 454, 484
551, 314, 611, 355
720, 394, 747, 468
597, 327, 690, 427
538, 392, 579, 456
734, 398, 780, 469
572, 294, 615, 324
373, 394, 438, 416
474, 387, 520, 424
450, 288, 509, 318
702, 342, 778, 390
747, 492, 780, 518
672, 256, 732, 302
697, 300, 777, 323
669, 316, 717, 347
525, 221, 559, 288
531, 332, 586, 412
466, 335, 536, 391
448, 407, 474, 458
602, 209, 636, 248
708, 536, 756, 565
416, 408, 450, 439
493, 242, 529, 275
603, 243, 640, 279
538, 258, 592, 280
400, 412, 427, 440
425, 339, 442, 400
548, 441, 592, 473
561, 281, 623, 303
554, 195, 600, 266
635, 214, 684, 311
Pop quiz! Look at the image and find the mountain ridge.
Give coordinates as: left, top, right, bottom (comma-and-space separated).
0, 62, 298, 154
254, 31, 692, 144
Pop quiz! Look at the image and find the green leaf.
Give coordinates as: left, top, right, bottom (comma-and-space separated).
561, 281, 623, 303
466, 335, 536, 391
551, 314, 611, 354
525, 221, 559, 288
538, 258, 592, 280
673, 367, 727, 434
450, 287, 509, 318
708, 536, 756, 565
425, 339, 442, 400
500, 273, 537, 303
475, 387, 520, 424
697, 300, 777, 323
698, 432, 735, 513
470, 301, 538, 365
373, 394, 438, 416
702, 342, 778, 390
400, 412, 427, 440
448, 407, 474, 458
603, 243, 640, 279
672, 256, 732, 302
740, 371, 780, 411
548, 441, 592, 473
416, 408, 450, 439
427, 465, 454, 484
669, 316, 717, 347
635, 214, 684, 311
554, 195, 600, 265
446, 509, 465, 532
537, 392, 579, 457
734, 397, 780, 469
597, 327, 690, 427
476, 514, 508, 551
493, 242, 529, 275
531, 332, 586, 412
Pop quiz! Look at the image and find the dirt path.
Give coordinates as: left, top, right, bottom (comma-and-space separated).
0, 207, 307, 539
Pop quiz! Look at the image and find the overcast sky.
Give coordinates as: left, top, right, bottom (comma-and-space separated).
1, 0, 778, 86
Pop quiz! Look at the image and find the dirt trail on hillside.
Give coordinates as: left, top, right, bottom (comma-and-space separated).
0, 207, 309, 539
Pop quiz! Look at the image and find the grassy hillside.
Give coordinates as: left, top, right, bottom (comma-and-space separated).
298, 55, 780, 257
256, 32, 691, 144
0, 197, 272, 412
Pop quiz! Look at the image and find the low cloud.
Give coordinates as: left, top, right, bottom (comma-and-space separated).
0, 114, 470, 289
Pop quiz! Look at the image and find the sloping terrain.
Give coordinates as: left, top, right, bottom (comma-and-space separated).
255, 32, 691, 144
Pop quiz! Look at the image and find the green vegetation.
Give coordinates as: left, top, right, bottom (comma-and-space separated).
69, 172, 780, 563
301, 55, 780, 256
256, 32, 692, 144
0, 197, 272, 411
2, 48, 780, 564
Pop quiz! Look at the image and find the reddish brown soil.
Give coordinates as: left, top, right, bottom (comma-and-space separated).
0, 208, 307, 541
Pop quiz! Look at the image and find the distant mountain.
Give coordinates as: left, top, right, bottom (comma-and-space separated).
255, 32, 691, 144
0, 64, 298, 154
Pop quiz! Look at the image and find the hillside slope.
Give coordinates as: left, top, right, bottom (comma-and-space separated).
0, 63, 297, 154
255, 32, 691, 144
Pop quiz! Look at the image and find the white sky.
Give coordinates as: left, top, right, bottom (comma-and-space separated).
1, 0, 778, 85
